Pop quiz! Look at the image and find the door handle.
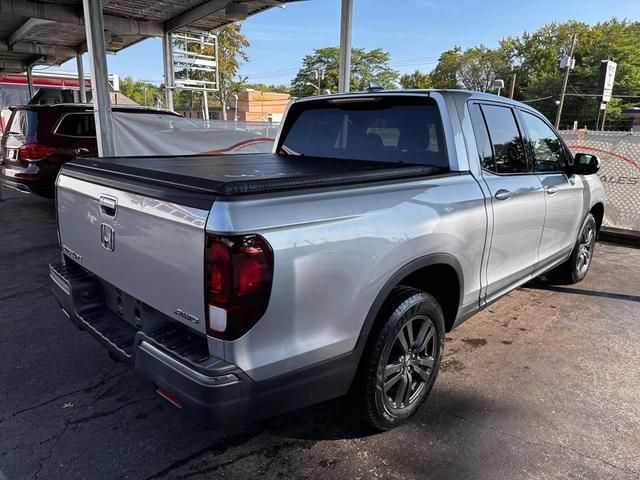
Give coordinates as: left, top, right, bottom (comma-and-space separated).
99, 195, 117, 218
545, 186, 558, 195
494, 189, 512, 201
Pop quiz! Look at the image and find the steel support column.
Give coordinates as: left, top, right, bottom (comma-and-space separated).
162, 31, 174, 111
82, 0, 114, 156
203, 90, 209, 121
338, 0, 353, 93
26, 64, 34, 98
76, 53, 87, 103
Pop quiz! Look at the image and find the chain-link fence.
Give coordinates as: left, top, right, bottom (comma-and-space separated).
560, 130, 640, 233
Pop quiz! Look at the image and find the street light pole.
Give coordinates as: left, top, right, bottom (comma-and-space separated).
555, 33, 577, 129
338, 0, 353, 93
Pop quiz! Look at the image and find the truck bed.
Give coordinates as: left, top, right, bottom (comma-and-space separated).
62, 154, 444, 208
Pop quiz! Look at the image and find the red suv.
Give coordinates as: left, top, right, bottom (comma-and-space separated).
1, 104, 180, 198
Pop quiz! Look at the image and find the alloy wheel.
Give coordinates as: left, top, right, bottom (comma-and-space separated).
576, 222, 595, 276
382, 315, 437, 411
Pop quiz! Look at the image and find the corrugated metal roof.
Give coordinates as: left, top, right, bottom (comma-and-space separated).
0, 0, 296, 73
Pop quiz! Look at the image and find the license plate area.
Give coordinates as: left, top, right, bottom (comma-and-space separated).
99, 279, 168, 332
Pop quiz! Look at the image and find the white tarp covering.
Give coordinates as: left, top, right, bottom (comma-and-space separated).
112, 112, 278, 156
561, 130, 640, 233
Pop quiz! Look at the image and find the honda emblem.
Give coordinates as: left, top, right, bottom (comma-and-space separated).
100, 223, 115, 251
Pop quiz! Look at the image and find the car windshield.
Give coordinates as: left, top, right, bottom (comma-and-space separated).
278, 96, 448, 168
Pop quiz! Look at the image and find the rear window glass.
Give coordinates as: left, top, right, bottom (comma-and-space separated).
56, 113, 96, 137
6, 110, 38, 137
278, 97, 447, 168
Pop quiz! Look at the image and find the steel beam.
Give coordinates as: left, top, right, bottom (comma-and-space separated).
102, 16, 163, 36
77, 53, 87, 103
8, 18, 55, 46
0, 0, 163, 36
162, 31, 174, 111
0, 59, 26, 71
82, 0, 115, 157
0, 40, 76, 58
338, 0, 353, 93
164, 0, 229, 32
26, 64, 33, 98
203, 90, 209, 121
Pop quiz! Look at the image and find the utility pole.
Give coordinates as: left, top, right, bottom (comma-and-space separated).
555, 33, 577, 129
315, 68, 324, 96
509, 73, 517, 99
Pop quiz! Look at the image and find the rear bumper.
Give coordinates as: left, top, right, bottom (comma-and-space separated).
50, 260, 358, 427
49, 261, 254, 427
1, 165, 54, 197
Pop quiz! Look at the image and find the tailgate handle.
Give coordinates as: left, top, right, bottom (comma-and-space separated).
99, 196, 117, 218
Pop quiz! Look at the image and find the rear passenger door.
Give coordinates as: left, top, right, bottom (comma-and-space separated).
518, 109, 583, 266
469, 103, 546, 301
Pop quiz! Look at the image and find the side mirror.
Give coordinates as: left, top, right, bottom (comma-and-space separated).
569, 153, 600, 175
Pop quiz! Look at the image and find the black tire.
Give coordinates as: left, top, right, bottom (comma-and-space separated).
552, 213, 597, 284
354, 286, 445, 431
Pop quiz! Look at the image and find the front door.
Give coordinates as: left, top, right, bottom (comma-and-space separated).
469, 103, 546, 302
519, 110, 584, 267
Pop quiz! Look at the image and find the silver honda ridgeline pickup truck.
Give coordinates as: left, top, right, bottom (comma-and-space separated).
51, 90, 605, 430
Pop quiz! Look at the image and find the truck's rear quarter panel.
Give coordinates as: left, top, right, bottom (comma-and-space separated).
208, 174, 487, 381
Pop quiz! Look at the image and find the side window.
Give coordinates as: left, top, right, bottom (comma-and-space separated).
480, 104, 528, 174
56, 114, 96, 137
469, 103, 495, 171
521, 111, 567, 172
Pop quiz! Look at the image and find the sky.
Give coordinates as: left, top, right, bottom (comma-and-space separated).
45, 0, 640, 86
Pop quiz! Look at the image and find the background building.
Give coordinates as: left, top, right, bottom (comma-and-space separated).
176, 89, 290, 122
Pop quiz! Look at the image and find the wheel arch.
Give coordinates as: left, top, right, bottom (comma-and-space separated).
354, 253, 464, 361
590, 202, 604, 234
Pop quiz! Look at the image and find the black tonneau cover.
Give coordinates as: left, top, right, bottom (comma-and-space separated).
62, 153, 443, 208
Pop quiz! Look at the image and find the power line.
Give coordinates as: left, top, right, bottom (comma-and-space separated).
522, 96, 554, 103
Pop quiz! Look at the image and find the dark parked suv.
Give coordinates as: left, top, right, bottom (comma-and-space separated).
1, 104, 180, 197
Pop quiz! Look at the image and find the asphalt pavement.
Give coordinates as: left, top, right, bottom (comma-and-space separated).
1, 187, 639, 480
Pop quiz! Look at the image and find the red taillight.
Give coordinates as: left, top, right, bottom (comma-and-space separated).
18, 143, 55, 162
205, 234, 273, 340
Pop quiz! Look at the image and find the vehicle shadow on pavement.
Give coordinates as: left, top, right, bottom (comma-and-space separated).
259, 385, 503, 443
138, 386, 507, 479
525, 282, 640, 303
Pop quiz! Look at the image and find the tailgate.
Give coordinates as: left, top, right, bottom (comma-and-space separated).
56, 174, 212, 333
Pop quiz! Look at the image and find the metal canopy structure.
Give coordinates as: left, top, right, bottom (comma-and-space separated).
0, 1, 294, 74
0, 0, 296, 156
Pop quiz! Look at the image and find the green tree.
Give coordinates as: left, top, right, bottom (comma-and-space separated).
430, 47, 462, 88
215, 24, 250, 119
456, 45, 511, 92
399, 70, 432, 89
119, 76, 162, 106
290, 47, 399, 97
499, 19, 640, 127
428, 45, 510, 92
427, 19, 640, 128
